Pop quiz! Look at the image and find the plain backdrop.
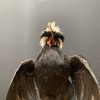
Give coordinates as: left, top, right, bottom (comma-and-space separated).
0, 0, 100, 99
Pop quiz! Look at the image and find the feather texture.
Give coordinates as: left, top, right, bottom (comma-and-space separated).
69, 55, 100, 100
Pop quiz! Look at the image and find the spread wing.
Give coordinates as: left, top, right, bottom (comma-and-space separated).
69, 55, 100, 100
6, 60, 38, 100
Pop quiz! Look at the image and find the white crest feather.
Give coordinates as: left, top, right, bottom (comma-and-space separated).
58, 38, 63, 49
41, 22, 63, 35
40, 37, 48, 48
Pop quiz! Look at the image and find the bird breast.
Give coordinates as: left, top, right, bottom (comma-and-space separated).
34, 47, 70, 97
39, 48, 64, 65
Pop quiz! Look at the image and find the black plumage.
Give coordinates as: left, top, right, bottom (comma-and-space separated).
6, 22, 100, 100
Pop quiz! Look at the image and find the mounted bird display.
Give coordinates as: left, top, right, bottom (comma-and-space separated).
6, 22, 100, 100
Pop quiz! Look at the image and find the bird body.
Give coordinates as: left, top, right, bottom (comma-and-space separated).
34, 45, 73, 100
6, 22, 100, 100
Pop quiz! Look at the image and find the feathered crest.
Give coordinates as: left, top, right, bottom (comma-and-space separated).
41, 22, 63, 35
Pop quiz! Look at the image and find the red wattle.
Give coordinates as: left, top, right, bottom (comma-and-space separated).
48, 38, 56, 46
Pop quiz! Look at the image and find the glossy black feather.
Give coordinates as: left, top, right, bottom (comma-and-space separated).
6, 47, 100, 100
69, 55, 100, 100
6, 60, 37, 100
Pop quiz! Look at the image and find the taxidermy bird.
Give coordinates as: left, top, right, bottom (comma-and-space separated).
6, 22, 100, 100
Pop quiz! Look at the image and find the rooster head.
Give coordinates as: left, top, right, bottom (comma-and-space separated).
40, 22, 64, 49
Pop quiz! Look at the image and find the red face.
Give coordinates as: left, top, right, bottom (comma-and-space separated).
47, 37, 56, 47
47, 36, 61, 47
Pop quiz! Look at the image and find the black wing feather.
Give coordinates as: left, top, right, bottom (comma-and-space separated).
69, 55, 100, 100
6, 60, 37, 100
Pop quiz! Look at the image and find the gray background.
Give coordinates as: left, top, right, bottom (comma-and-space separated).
0, 0, 100, 99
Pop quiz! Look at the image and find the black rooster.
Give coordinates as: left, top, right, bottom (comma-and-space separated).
6, 22, 100, 100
